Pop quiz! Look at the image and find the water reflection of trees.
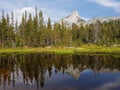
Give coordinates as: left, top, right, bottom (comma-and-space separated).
0, 53, 119, 89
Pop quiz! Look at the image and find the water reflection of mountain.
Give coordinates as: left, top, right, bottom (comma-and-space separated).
0, 53, 119, 89
65, 64, 80, 79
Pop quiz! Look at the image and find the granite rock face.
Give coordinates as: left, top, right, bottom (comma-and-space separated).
57, 11, 120, 26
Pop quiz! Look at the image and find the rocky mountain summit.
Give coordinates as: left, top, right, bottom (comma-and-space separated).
57, 11, 120, 26
57, 11, 85, 26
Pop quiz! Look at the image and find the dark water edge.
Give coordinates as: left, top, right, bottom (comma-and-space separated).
0, 53, 120, 90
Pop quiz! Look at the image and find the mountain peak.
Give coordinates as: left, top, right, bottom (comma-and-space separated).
71, 11, 80, 18
57, 10, 85, 26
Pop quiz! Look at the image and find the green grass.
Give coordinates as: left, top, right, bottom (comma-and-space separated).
0, 47, 74, 54
75, 44, 120, 54
0, 45, 120, 54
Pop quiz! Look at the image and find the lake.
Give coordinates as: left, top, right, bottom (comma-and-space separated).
0, 53, 120, 90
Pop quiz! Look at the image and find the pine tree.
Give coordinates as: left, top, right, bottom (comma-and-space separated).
9, 11, 14, 47
1, 11, 8, 47
14, 19, 20, 47
19, 14, 25, 47
53, 23, 61, 46
38, 11, 44, 46
32, 7, 39, 47
46, 17, 52, 45
26, 13, 33, 47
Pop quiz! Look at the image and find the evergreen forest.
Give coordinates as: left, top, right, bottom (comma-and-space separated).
0, 8, 120, 48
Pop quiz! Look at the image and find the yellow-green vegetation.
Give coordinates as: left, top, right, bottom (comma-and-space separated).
0, 47, 74, 54
0, 45, 120, 54
75, 44, 120, 54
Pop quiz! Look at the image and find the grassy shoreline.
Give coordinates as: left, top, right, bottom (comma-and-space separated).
0, 45, 120, 54
0, 47, 74, 54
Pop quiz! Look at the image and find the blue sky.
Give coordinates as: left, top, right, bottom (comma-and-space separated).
0, 0, 120, 22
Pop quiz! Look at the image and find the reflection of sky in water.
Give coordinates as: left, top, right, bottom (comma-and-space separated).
45, 68, 120, 90
16, 68, 120, 90
0, 54, 120, 90
1, 68, 120, 90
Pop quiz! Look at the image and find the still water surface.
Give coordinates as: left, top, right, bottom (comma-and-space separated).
0, 53, 120, 90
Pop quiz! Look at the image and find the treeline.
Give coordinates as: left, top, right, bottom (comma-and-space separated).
0, 7, 120, 47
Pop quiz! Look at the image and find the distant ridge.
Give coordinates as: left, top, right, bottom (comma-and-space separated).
57, 11, 120, 26
88, 16, 120, 24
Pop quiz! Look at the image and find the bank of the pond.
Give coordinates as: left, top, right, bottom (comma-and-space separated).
0, 45, 120, 54
0, 48, 74, 54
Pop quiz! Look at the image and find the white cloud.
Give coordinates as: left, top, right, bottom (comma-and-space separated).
10, 7, 35, 24
89, 0, 120, 12
9, 6, 69, 24
14, 7, 35, 17
93, 78, 120, 90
